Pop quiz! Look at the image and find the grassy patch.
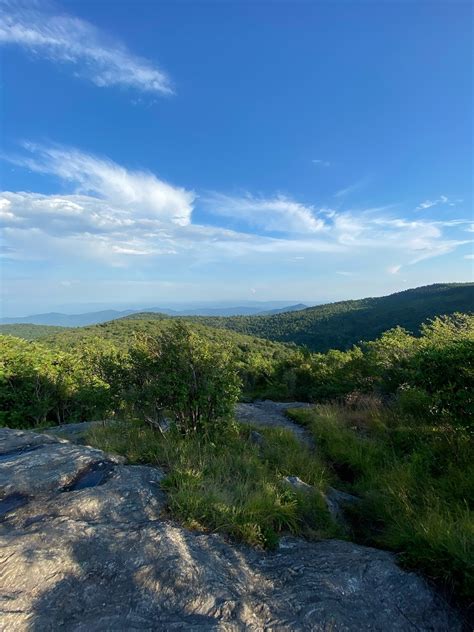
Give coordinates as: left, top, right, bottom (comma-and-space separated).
86, 420, 338, 548
288, 404, 474, 600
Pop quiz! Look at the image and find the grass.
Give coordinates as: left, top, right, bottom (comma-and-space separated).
86, 399, 473, 602
288, 402, 474, 601
86, 419, 339, 548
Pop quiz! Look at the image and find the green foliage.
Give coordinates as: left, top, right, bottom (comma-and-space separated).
127, 322, 241, 434
0, 324, 67, 340
39, 315, 296, 401
0, 336, 112, 427
269, 313, 474, 427
86, 419, 337, 548
2, 313, 472, 427
288, 404, 474, 599
171, 282, 473, 352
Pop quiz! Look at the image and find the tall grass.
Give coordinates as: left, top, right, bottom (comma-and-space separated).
87, 420, 338, 548
288, 402, 474, 600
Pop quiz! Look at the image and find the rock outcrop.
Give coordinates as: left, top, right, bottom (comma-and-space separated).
0, 427, 460, 631
236, 401, 314, 446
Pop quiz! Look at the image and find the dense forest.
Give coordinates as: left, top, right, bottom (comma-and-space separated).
0, 323, 68, 340
185, 283, 474, 351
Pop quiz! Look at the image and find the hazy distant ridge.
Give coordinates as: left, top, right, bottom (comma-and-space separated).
0, 303, 308, 328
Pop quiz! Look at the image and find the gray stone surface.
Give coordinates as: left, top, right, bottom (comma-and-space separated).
236, 401, 314, 447
325, 487, 361, 526
0, 428, 461, 631
42, 420, 115, 444
249, 430, 266, 448
282, 475, 314, 494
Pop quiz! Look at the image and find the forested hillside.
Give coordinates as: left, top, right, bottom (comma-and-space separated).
4, 283, 471, 352
183, 283, 474, 351
0, 323, 67, 340
21, 317, 297, 401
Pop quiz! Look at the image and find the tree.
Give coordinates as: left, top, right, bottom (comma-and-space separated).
129, 322, 241, 434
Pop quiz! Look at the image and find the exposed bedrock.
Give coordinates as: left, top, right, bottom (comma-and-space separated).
0, 428, 460, 631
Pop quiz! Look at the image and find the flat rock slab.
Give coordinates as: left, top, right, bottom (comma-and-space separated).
0, 427, 460, 631
0, 428, 124, 497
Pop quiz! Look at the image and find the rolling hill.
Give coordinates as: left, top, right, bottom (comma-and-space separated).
123, 283, 473, 352
193, 283, 473, 351
2, 283, 472, 353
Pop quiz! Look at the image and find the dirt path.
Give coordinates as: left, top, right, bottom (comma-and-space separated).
236, 400, 314, 447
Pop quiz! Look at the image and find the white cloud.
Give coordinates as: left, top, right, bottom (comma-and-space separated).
464, 254, 474, 260
10, 143, 194, 226
204, 192, 326, 234
0, 0, 173, 95
312, 159, 330, 167
415, 195, 450, 211
388, 264, 401, 274
1, 142, 470, 270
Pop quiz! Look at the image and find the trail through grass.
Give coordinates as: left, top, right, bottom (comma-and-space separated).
87, 420, 339, 548
288, 402, 474, 600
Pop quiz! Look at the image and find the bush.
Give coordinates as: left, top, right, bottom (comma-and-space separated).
403, 340, 474, 428
0, 335, 112, 427
128, 322, 242, 434
395, 386, 432, 418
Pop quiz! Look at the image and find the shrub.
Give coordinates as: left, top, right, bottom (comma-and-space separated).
128, 322, 242, 434
0, 335, 112, 427
404, 340, 474, 428
395, 386, 432, 418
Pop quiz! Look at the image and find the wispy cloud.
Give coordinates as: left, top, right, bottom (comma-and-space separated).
388, 264, 401, 274
204, 192, 326, 234
9, 142, 194, 226
1, 142, 470, 269
0, 0, 173, 95
334, 177, 370, 198
312, 159, 330, 167
415, 195, 449, 211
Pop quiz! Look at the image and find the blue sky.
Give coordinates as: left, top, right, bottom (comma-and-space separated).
0, 0, 472, 315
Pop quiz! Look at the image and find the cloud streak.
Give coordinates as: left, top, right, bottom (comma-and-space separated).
334, 177, 370, 198
415, 195, 449, 211
0, 0, 173, 95
1, 143, 470, 270
204, 192, 325, 234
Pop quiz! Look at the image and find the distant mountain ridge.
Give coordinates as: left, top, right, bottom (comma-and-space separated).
0, 310, 137, 328
257, 303, 308, 316
0, 303, 308, 327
